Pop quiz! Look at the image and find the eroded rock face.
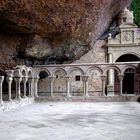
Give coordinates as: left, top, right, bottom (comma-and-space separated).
0, 0, 132, 71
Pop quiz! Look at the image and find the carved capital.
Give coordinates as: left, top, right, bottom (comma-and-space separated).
6, 76, 13, 83
101, 75, 106, 81
14, 76, 22, 83
48, 76, 55, 82
82, 75, 89, 82
65, 76, 71, 82
6, 70, 14, 77
34, 76, 39, 83
28, 77, 34, 83
0, 76, 4, 83
118, 74, 124, 81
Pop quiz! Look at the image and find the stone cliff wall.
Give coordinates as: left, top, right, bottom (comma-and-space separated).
0, 0, 131, 71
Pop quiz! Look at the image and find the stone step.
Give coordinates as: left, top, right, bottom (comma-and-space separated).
35, 95, 140, 102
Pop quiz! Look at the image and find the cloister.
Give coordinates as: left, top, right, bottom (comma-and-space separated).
0, 8, 140, 110
0, 61, 139, 111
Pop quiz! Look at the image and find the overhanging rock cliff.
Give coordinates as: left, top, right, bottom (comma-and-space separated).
0, 0, 131, 71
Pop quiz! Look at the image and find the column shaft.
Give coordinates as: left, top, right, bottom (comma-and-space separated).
0, 76, 4, 104
15, 77, 22, 100
8, 82, 12, 101
34, 76, 39, 98
65, 76, 71, 97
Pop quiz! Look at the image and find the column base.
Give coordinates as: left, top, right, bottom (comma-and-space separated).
0, 101, 3, 105
107, 85, 114, 96
8, 99, 12, 102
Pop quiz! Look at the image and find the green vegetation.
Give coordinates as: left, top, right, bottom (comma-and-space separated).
131, 0, 140, 27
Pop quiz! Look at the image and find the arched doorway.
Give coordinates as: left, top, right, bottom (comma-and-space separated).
115, 54, 140, 94
122, 68, 135, 94
38, 71, 49, 96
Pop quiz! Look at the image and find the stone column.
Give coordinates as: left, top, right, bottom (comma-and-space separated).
135, 74, 140, 95
107, 53, 114, 95
34, 76, 39, 98
101, 75, 106, 96
28, 77, 34, 97
118, 74, 124, 95
82, 75, 89, 97
0, 76, 4, 104
6, 75, 13, 101
65, 76, 71, 97
6, 70, 14, 101
48, 76, 54, 97
22, 76, 28, 98
14, 76, 22, 100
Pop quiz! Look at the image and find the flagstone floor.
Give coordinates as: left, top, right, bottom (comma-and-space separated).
0, 102, 140, 140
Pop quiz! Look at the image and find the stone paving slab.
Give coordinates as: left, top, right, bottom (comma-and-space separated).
0, 102, 140, 140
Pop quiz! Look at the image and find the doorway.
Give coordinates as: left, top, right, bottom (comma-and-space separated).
123, 72, 134, 94
115, 54, 140, 94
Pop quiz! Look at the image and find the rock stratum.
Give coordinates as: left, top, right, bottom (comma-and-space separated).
0, 0, 131, 72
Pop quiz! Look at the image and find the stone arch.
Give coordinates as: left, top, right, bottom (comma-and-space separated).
38, 70, 50, 96
103, 66, 121, 75
52, 68, 67, 97
114, 52, 140, 62
21, 68, 27, 77
121, 65, 137, 74
86, 66, 103, 96
37, 68, 51, 77
121, 65, 137, 94
68, 67, 84, 96
28, 70, 33, 77
52, 68, 67, 76
85, 66, 103, 75
68, 67, 84, 75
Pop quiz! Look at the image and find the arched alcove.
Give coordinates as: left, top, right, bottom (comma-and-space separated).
116, 54, 140, 62
115, 54, 140, 94
38, 71, 50, 96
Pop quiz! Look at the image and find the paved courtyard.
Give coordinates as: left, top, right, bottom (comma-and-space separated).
0, 102, 140, 140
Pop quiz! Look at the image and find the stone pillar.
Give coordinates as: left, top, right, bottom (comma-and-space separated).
65, 76, 71, 97
82, 75, 89, 97
0, 76, 4, 104
101, 75, 106, 96
6, 75, 13, 101
48, 76, 54, 97
34, 76, 39, 98
118, 74, 124, 95
14, 76, 22, 100
107, 53, 114, 95
22, 76, 28, 98
28, 77, 34, 97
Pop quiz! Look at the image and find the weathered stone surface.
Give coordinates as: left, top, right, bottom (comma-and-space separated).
0, 0, 132, 70
25, 35, 53, 59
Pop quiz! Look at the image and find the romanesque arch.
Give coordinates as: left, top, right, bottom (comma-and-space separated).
52, 68, 67, 97
68, 67, 84, 96
86, 66, 103, 96
38, 70, 50, 96
114, 52, 140, 63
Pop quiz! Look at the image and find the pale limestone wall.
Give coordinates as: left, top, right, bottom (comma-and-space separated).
53, 70, 66, 96
38, 78, 50, 96
74, 40, 107, 64
87, 69, 102, 96
69, 70, 83, 96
